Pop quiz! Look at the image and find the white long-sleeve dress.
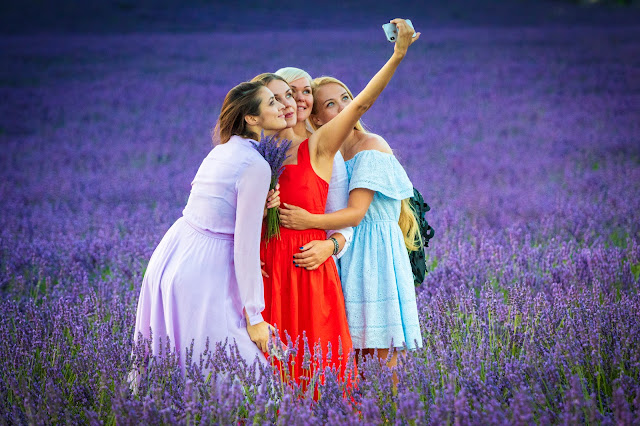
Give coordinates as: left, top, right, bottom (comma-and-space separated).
133, 136, 270, 366
326, 151, 353, 272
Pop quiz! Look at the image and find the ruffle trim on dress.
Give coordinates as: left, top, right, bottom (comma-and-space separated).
346, 150, 414, 200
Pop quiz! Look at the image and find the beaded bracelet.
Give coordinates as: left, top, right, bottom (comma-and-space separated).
328, 237, 339, 256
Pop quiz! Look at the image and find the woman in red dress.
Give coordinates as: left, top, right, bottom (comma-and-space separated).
258, 20, 420, 383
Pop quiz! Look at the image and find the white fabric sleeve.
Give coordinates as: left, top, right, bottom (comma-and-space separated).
234, 157, 271, 326
325, 151, 353, 259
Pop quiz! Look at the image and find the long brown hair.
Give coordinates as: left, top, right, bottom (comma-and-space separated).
311, 75, 420, 251
250, 72, 288, 86
212, 81, 265, 145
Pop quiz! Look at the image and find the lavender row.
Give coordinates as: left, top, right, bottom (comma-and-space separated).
1, 262, 638, 423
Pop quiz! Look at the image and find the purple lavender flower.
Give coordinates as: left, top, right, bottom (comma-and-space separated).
1, 8, 640, 423
252, 131, 292, 241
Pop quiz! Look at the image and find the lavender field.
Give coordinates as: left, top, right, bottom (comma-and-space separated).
1, 2, 640, 424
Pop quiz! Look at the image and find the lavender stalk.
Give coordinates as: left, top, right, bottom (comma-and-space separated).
252, 131, 292, 242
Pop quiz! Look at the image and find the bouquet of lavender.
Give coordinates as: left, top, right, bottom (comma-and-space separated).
252, 132, 292, 242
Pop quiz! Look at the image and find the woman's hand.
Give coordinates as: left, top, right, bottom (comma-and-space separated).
391, 18, 420, 56
263, 184, 280, 218
262, 183, 280, 219
266, 184, 281, 209
246, 314, 275, 353
279, 203, 314, 230
260, 260, 269, 278
293, 239, 334, 270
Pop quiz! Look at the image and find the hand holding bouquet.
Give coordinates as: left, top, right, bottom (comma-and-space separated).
252, 132, 292, 242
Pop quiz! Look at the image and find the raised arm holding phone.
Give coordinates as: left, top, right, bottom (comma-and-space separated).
258, 18, 420, 384
279, 19, 424, 385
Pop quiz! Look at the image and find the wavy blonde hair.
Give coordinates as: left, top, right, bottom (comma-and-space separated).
399, 198, 421, 252
309, 76, 368, 133
311, 75, 420, 251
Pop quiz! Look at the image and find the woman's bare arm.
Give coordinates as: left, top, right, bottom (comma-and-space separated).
311, 19, 420, 159
280, 188, 375, 230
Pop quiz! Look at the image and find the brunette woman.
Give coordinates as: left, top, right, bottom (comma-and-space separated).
133, 80, 287, 369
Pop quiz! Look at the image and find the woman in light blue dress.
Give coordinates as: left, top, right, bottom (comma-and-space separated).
279, 71, 424, 373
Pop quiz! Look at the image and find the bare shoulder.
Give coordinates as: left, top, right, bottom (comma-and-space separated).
357, 133, 393, 155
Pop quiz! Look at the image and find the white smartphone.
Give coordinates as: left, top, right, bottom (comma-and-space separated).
382, 19, 416, 43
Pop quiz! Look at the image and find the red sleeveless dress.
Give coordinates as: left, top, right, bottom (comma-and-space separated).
260, 140, 353, 383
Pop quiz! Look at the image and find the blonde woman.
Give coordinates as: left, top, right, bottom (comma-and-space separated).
251, 73, 353, 273
279, 75, 424, 372
255, 19, 419, 383
274, 67, 314, 138
272, 67, 353, 274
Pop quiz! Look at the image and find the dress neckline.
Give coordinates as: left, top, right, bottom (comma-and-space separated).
344, 149, 395, 163
283, 139, 329, 187
283, 139, 309, 168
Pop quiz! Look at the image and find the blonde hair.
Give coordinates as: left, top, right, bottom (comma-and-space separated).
309, 76, 367, 133
312, 75, 420, 251
275, 67, 312, 85
399, 199, 421, 252
275, 67, 314, 133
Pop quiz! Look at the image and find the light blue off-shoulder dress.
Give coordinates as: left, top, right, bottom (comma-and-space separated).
340, 150, 423, 350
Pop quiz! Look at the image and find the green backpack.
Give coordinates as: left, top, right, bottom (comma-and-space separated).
408, 187, 434, 286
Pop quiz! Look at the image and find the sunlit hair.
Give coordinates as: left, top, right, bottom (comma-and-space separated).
274, 67, 312, 85
250, 72, 288, 86
311, 75, 420, 251
275, 67, 314, 133
399, 199, 421, 252
212, 81, 265, 145
309, 76, 367, 133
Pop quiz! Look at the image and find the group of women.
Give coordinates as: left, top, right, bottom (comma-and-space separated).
132, 19, 423, 383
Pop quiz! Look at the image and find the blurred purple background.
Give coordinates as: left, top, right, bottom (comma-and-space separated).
1, 0, 639, 423
1, 0, 640, 33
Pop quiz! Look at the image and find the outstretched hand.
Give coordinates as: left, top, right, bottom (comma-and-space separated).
279, 203, 314, 230
390, 18, 420, 55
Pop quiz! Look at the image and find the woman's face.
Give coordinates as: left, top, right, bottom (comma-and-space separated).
255, 86, 287, 132
267, 79, 296, 128
289, 77, 313, 123
310, 82, 352, 127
